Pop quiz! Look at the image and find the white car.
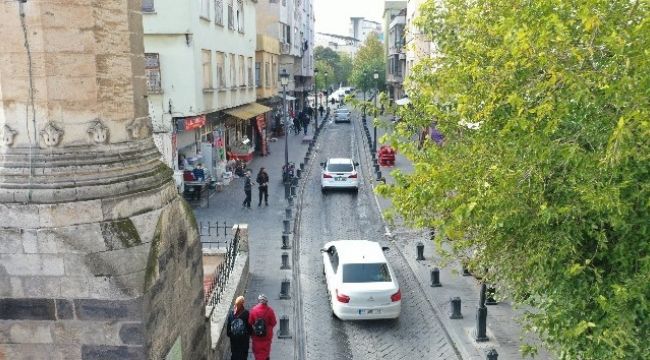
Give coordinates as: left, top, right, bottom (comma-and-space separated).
333, 108, 351, 123
320, 158, 359, 193
320, 240, 401, 320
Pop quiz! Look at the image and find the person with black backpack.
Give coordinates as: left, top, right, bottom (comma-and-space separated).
248, 294, 277, 360
226, 296, 253, 360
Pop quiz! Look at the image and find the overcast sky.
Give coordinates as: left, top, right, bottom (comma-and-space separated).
314, 0, 384, 36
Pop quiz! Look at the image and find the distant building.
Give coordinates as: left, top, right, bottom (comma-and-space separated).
315, 32, 361, 57
405, 0, 437, 82
383, 1, 407, 101
350, 17, 383, 43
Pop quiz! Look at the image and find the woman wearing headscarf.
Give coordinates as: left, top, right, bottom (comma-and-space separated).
248, 294, 277, 360
226, 296, 253, 360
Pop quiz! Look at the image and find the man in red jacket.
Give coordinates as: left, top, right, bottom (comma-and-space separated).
248, 294, 277, 360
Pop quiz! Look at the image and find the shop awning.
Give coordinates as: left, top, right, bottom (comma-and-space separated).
225, 102, 272, 120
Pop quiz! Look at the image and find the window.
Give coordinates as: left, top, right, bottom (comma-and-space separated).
247, 57, 253, 87
215, 0, 224, 25
239, 55, 245, 87
264, 62, 270, 87
236, 0, 244, 32
282, 0, 286, 6
342, 263, 392, 283
272, 61, 277, 86
142, 0, 155, 12
144, 53, 161, 93
229, 53, 236, 88
216, 52, 225, 89
202, 50, 212, 89
200, 0, 210, 19
227, 0, 234, 30
255, 62, 261, 87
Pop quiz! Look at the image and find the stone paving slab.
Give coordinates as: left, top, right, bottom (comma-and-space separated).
192, 123, 319, 360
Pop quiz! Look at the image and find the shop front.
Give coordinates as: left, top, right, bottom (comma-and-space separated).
223, 102, 272, 162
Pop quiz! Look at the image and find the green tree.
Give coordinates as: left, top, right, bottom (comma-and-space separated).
337, 53, 353, 86
314, 46, 352, 89
314, 59, 334, 92
350, 34, 386, 92
381, 0, 650, 359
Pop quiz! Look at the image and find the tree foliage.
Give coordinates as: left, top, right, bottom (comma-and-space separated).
350, 34, 386, 91
380, 0, 650, 358
314, 46, 353, 89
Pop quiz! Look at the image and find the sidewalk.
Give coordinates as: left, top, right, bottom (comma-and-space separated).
193, 121, 320, 359
358, 112, 552, 360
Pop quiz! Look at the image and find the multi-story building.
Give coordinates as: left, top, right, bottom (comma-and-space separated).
315, 32, 361, 57
143, 0, 270, 183
350, 17, 383, 43
383, 1, 407, 101
405, 0, 436, 83
255, 0, 315, 114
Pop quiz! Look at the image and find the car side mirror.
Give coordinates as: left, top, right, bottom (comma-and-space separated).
320, 162, 325, 167
382, 246, 390, 252
354, 162, 359, 167
320, 248, 327, 253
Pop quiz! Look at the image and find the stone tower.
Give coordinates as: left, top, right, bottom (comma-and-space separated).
0, 1, 209, 359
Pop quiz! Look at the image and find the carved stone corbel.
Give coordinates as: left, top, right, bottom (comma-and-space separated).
0, 124, 18, 147
87, 119, 110, 144
40, 122, 64, 147
126, 117, 153, 140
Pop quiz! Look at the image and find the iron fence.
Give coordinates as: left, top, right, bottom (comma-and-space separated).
200, 221, 232, 249
204, 226, 241, 307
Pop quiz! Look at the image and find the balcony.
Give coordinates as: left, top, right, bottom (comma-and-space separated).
280, 42, 291, 55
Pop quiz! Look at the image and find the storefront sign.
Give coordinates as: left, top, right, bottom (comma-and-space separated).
256, 114, 267, 156
184, 115, 206, 131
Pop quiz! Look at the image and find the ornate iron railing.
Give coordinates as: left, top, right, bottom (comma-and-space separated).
204, 226, 240, 307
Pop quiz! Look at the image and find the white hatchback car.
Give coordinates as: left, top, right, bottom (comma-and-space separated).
320, 240, 401, 320
320, 158, 359, 193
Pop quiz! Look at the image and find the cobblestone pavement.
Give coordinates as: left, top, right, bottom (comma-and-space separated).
295, 113, 461, 360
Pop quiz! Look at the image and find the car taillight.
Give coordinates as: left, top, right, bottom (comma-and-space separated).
391, 289, 401, 302
336, 289, 350, 303
348, 173, 357, 178
323, 173, 333, 178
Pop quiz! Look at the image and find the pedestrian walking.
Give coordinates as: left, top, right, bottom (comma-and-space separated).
226, 296, 253, 360
292, 115, 301, 135
256, 167, 269, 206
301, 112, 309, 135
248, 294, 277, 360
242, 170, 252, 208
318, 104, 324, 118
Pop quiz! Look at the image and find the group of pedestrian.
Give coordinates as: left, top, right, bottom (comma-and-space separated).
226, 294, 277, 360
242, 167, 270, 208
290, 107, 314, 135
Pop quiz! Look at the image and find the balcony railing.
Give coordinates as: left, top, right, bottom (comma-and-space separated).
280, 42, 291, 55
204, 226, 241, 309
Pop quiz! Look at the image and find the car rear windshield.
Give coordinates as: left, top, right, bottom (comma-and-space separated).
327, 163, 353, 172
342, 263, 392, 283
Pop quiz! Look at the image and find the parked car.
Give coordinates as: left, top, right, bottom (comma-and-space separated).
334, 108, 351, 123
320, 158, 359, 193
320, 240, 401, 320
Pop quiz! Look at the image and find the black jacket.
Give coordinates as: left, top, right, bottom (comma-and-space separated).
226, 308, 252, 360
256, 171, 269, 187
244, 176, 252, 191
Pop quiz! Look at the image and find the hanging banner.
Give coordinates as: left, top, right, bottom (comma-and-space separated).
184, 115, 206, 131
256, 114, 267, 156
213, 128, 226, 163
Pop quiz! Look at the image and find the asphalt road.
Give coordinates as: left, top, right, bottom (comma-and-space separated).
295, 113, 461, 360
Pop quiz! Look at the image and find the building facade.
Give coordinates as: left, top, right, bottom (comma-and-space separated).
405, 0, 436, 86
315, 32, 361, 57
350, 17, 383, 43
255, 0, 314, 114
144, 0, 269, 183
383, 1, 407, 101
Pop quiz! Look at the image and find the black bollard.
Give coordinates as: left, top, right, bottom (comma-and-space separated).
281, 233, 291, 250
416, 242, 425, 260
429, 228, 436, 241
284, 181, 290, 199
374, 163, 380, 173
376, 170, 382, 181
486, 349, 498, 360
290, 185, 297, 198
450, 297, 463, 319
486, 286, 498, 305
462, 264, 471, 276
281, 252, 290, 269
475, 283, 489, 342
288, 196, 294, 207
285, 207, 292, 219
299, 162, 305, 171
430, 268, 442, 287
280, 278, 291, 299
296, 169, 302, 179
277, 315, 292, 339
304, 156, 309, 165
283, 219, 291, 234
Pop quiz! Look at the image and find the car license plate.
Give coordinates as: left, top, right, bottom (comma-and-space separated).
335, 177, 345, 181
358, 309, 381, 315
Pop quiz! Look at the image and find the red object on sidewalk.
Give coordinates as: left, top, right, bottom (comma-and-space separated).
378, 145, 396, 166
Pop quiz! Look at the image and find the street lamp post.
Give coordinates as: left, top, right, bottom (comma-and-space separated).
362, 71, 367, 120
324, 71, 329, 109
373, 71, 379, 154
314, 68, 319, 129
280, 69, 290, 188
